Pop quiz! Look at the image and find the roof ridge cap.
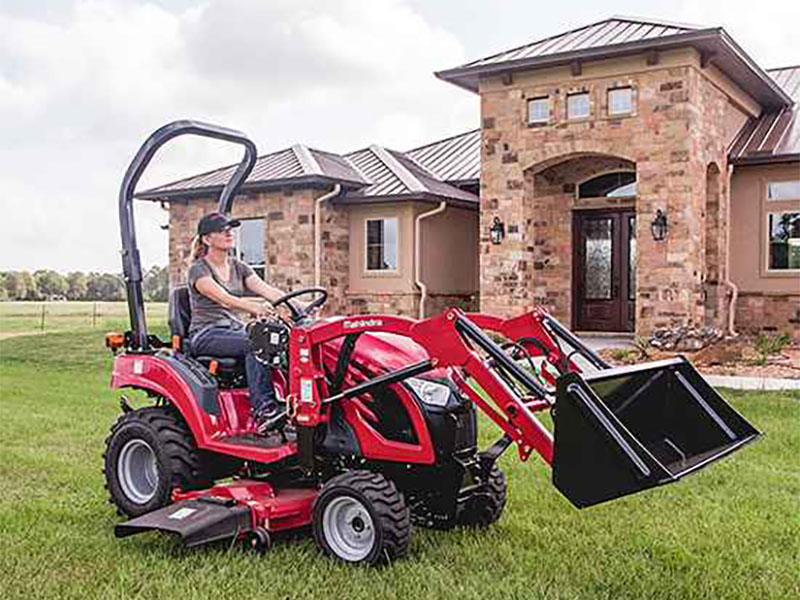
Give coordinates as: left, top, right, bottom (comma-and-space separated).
340, 154, 373, 184
292, 144, 323, 176
766, 64, 800, 72
406, 128, 481, 153
608, 15, 703, 30
460, 18, 609, 68
369, 145, 426, 193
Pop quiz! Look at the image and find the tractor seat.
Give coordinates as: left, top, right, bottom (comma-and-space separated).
168, 287, 244, 378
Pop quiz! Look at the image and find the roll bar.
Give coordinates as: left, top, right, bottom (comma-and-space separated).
119, 120, 258, 351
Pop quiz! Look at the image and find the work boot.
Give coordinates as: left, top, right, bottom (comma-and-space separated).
253, 405, 288, 435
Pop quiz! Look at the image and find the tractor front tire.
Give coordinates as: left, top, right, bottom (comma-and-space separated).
312, 471, 411, 565
103, 406, 208, 518
457, 464, 507, 527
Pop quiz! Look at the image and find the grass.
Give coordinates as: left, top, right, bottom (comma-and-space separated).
0, 301, 167, 335
1, 321, 799, 599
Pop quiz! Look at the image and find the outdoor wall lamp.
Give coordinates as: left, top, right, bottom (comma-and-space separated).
490, 216, 505, 245
651, 209, 668, 242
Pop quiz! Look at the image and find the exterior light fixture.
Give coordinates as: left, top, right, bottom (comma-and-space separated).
490, 216, 505, 245
651, 209, 668, 242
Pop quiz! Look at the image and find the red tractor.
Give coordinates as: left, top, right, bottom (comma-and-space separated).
104, 121, 759, 565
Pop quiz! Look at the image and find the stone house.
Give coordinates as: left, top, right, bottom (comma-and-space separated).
138, 16, 799, 337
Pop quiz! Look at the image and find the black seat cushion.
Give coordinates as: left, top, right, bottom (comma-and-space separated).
169, 286, 243, 375
168, 286, 191, 340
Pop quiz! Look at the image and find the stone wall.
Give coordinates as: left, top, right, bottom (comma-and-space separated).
167, 188, 349, 315
345, 290, 478, 318
478, 50, 736, 335
735, 293, 800, 340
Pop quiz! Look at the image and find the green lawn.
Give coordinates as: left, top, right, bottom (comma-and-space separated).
1, 326, 798, 600
0, 301, 167, 335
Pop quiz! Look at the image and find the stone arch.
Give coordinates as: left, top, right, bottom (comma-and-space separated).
704, 162, 724, 327
521, 152, 637, 330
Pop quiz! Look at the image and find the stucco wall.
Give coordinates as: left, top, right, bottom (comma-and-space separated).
415, 203, 479, 294
347, 202, 416, 293
730, 163, 800, 293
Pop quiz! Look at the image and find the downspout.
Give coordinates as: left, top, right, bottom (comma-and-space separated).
415, 201, 447, 319
724, 164, 738, 337
315, 184, 342, 287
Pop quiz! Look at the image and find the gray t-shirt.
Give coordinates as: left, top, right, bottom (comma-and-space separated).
187, 258, 255, 336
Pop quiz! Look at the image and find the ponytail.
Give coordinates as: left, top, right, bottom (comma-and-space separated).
191, 235, 208, 261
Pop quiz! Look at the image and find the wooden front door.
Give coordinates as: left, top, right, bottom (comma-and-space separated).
573, 210, 636, 332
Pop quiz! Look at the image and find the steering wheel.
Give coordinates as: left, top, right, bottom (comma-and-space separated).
271, 287, 328, 322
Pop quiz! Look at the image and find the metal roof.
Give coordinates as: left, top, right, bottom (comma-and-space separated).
137, 135, 479, 207
435, 16, 792, 108
462, 17, 698, 69
729, 66, 800, 164
406, 129, 481, 183
136, 144, 369, 200
341, 145, 478, 206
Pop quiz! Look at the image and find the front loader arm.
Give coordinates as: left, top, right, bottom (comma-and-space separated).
291, 310, 556, 465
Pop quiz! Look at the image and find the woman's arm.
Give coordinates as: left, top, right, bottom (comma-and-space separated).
195, 275, 273, 318
244, 274, 287, 304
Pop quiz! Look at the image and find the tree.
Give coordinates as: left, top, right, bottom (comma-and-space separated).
66, 272, 88, 301
34, 270, 68, 299
4, 271, 36, 300
143, 266, 169, 302
88, 273, 125, 301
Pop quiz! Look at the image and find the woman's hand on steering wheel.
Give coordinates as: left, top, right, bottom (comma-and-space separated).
271, 287, 328, 322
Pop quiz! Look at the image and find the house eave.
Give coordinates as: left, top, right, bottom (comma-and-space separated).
135, 175, 366, 202
436, 28, 792, 109
729, 153, 800, 166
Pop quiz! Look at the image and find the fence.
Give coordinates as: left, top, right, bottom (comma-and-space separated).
0, 301, 168, 335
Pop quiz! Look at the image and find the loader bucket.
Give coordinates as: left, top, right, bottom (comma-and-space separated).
552, 357, 760, 508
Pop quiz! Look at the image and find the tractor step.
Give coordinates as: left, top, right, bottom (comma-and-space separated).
115, 496, 252, 547
219, 430, 296, 448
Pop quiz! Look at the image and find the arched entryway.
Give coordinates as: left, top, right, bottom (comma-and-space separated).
525, 153, 637, 332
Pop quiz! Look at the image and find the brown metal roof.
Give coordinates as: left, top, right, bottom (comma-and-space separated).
136, 144, 369, 200
406, 129, 481, 183
341, 145, 478, 206
729, 66, 800, 164
461, 17, 698, 69
436, 16, 791, 108
137, 135, 479, 207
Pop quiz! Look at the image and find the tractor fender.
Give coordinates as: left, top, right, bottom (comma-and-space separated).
110, 353, 222, 447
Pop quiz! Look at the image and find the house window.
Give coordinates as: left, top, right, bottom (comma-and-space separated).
768, 180, 800, 200
567, 92, 590, 119
608, 87, 633, 115
234, 218, 265, 279
767, 212, 800, 270
366, 218, 398, 272
527, 97, 549, 124
578, 172, 636, 198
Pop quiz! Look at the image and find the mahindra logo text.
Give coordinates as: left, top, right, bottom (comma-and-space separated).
343, 319, 384, 329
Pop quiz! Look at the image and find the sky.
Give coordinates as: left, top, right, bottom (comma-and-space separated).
1, 0, 798, 274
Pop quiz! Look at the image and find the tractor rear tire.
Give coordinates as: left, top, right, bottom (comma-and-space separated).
457, 464, 507, 527
312, 470, 411, 565
103, 406, 209, 518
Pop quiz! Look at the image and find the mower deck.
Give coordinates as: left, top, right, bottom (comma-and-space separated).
115, 480, 318, 548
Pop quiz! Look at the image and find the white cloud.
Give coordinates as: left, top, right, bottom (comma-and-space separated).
0, 0, 474, 272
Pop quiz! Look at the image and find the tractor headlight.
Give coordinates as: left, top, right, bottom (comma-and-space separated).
406, 378, 451, 408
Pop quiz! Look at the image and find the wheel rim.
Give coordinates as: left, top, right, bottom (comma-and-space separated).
117, 439, 159, 504
322, 496, 375, 561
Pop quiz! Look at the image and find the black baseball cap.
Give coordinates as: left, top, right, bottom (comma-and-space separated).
197, 212, 241, 236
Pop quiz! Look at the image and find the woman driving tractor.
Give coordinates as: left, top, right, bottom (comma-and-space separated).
187, 211, 288, 434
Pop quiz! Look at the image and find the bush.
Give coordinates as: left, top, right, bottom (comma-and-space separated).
753, 333, 791, 365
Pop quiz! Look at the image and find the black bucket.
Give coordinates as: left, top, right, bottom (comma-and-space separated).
552, 357, 760, 508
